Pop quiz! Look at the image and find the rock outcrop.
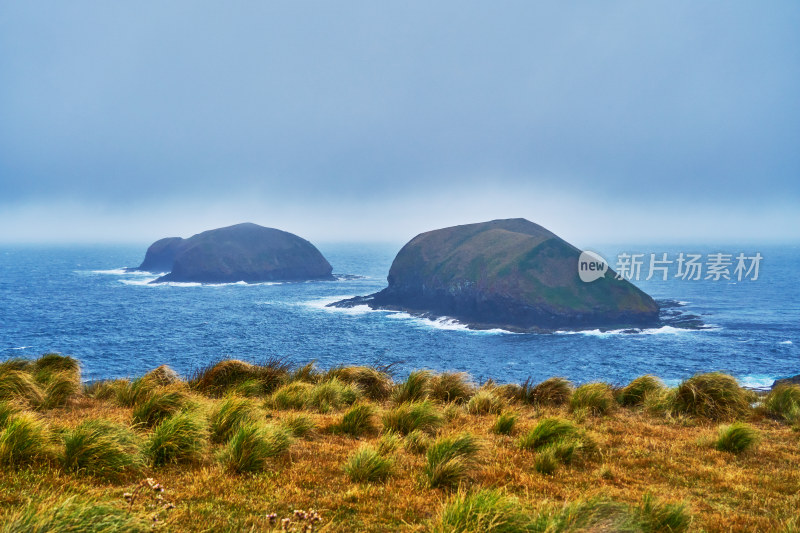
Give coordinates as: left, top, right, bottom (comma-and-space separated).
135, 223, 334, 283
330, 218, 659, 331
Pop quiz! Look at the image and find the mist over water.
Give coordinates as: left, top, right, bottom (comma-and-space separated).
0, 243, 797, 388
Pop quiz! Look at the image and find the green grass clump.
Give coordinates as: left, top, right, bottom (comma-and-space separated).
764, 385, 800, 424
0, 413, 51, 466
466, 389, 504, 415
392, 370, 432, 404
280, 414, 317, 440
382, 401, 442, 435
0, 368, 44, 408
327, 366, 394, 401
219, 422, 293, 474
617, 375, 664, 407
540, 498, 637, 532
570, 383, 615, 416
267, 381, 312, 410
423, 433, 480, 489
306, 378, 360, 412
403, 429, 432, 454
114, 377, 156, 408
0, 401, 19, 429
673, 372, 750, 420
0, 494, 150, 532
524, 377, 573, 406
430, 372, 475, 404
332, 404, 376, 437
431, 488, 541, 533
209, 395, 259, 444
343, 445, 393, 483
39, 370, 81, 410
32, 353, 80, 375
518, 418, 578, 451
714, 422, 759, 454
145, 411, 207, 467
131, 387, 189, 428
60, 419, 142, 479
637, 492, 691, 532
190, 358, 289, 397
376, 432, 402, 455
492, 411, 518, 436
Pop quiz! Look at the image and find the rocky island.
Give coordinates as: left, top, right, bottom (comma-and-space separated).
330, 218, 659, 331
134, 223, 334, 283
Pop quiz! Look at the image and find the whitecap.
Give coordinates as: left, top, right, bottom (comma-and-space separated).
9, 346, 31, 350
554, 325, 714, 337
779, 340, 793, 345
737, 375, 777, 389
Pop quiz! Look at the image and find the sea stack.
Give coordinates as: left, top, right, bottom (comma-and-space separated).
135, 223, 334, 283
330, 218, 659, 331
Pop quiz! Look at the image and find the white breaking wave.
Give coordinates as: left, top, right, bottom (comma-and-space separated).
9, 346, 31, 350
90, 268, 164, 276
779, 340, 793, 345
302, 297, 513, 334
554, 325, 716, 337
737, 375, 777, 389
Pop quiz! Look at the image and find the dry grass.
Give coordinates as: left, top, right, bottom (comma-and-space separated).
0, 358, 798, 531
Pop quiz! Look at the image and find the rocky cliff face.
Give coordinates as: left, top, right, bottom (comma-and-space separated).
332, 218, 659, 331
135, 223, 334, 283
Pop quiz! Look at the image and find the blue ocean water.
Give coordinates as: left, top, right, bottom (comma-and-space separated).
0, 243, 798, 387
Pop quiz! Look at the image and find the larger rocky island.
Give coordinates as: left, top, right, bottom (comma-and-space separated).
330, 218, 659, 331
134, 223, 334, 283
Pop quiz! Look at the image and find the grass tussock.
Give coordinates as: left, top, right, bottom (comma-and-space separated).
39, 370, 81, 410
764, 384, 800, 424
430, 372, 475, 404
267, 381, 312, 410
190, 358, 289, 397
331, 403, 377, 437
32, 353, 80, 375
0, 413, 51, 466
673, 372, 750, 420
219, 423, 293, 474
343, 444, 393, 483
0, 401, 19, 429
570, 382, 615, 416
423, 432, 481, 489
403, 429, 432, 454
392, 370, 432, 404
524, 377, 573, 407
618, 375, 664, 407
376, 431, 402, 455
209, 395, 259, 444
714, 422, 759, 454
382, 400, 442, 435
492, 411, 518, 435
145, 411, 207, 467
431, 488, 540, 533
114, 377, 155, 408
466, 388, 504, 415
306, 378, 361, 412
131, 387, 189, 428
0, 368, 44, 408
327, 366, 394, 401
280, 413, 317, 439
61, 419, 142, 479
637, 492, 692, 532
518, 417, 578, 451
0, 495, 150, 533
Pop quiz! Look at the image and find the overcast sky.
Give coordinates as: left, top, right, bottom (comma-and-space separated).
1, 1, 798, 245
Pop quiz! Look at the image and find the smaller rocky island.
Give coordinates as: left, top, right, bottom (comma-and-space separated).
330, 218, 659, 331
134, 223, 334, 283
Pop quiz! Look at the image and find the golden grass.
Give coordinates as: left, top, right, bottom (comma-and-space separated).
0, 360, 798, 531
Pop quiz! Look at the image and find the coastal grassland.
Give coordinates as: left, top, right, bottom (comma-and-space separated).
0, 356, 799, 531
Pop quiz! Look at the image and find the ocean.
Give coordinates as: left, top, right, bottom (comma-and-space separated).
1, 243, 798, 388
